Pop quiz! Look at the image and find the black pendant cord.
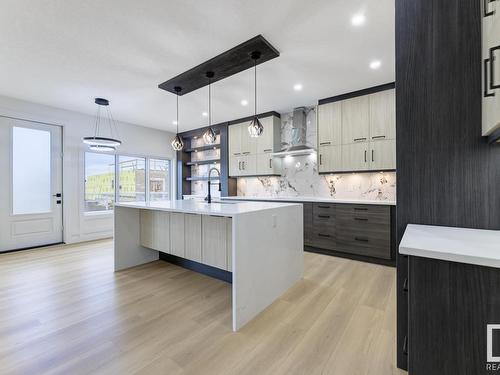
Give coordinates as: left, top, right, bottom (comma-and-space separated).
254, 59, 257, 117
208, 77, 212, 128
176, 94, 179, 134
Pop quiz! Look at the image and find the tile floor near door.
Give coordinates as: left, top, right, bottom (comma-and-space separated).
0, 240, 405, 375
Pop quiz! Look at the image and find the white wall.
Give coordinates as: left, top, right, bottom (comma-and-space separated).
0, 95, 176, 244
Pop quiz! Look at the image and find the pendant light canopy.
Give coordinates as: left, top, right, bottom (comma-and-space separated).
248, 51, 264, 138
83, 98, 122, 151
203, 72, 217, 145
171, 86, 184, 151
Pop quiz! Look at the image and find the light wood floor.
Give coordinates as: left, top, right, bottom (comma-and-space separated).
0, 240, 406, 375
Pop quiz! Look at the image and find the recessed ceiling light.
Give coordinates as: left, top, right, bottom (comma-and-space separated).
351, 13, 365, 26
241, 99, 248, 106
172, 120, 178, 125
293, 83, 303, 91
202, 112, 208, 117
370, 60, 381, 70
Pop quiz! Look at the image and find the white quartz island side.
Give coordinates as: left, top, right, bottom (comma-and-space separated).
114, 200, 304, 331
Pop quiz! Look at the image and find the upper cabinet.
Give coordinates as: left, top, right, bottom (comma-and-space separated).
228, 114, 281, 177
370, 89, 396, 141
318, 86, 396, 173
482, 0, 500, 139
318, 102, 342, 146
342, 96, 370, 144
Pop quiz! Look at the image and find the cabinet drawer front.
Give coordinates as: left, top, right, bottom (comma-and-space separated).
335, 239, 391, 259
336, 204, 390, 224
336, 223, 390, 259
310, 231, 336, 250
313, 203, 336, 216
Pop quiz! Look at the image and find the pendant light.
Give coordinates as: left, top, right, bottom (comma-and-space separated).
203, 71, 217, 145
248, 51, 264, 137
171, 86, 184, 151
83, 98, 122, 151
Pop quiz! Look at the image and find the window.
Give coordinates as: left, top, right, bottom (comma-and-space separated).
118, 156, 146, 202
149, 159, 170, 201
84, 153, 171, 212
84, 152, 115, 212
12, 127, 51, 214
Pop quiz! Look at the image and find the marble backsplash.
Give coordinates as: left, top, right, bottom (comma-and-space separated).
236, 107, 397, 202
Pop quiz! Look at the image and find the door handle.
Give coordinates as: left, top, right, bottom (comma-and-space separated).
319, 141, 331, 145
403, 278, 409, 292
318, 233, 330, 238
269, 158, 272, 169
484, 0, 496, 17
484, 58, 496, 97
364, 150, 367, 163
371, 150, 374, 162
355, 237, 369, 242
318, 215, 330, 219
319, 154, 322, 165
354, 217, 368, 221
52, 193, 62, 198
238, 161, 241, 170
354, 137, 367, 142
263, 149, 272, 152
371, 135, 386, 140
56, 200, 62, 204
403, 336, 408, 355
490, 45, 500, 90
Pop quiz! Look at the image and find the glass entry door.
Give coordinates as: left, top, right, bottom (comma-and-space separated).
0, 117, 63, 251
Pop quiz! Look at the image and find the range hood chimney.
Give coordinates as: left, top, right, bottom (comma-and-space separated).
272, 107, 316, 157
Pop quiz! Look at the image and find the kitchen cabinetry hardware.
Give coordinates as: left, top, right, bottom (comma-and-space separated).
403, 278, 408, 292
354, 207, 368, 211
318, 233, 331, 238
319, 141, 331, 145
263, 148, 272, 152
484, 0, 496, 17
319, 154, 322, 165
490, 45, 500, 90
354, 217, 368, 221
402, 336, 408, 355
354, 237, 369, 242
269, 158, 272, 168
318, 215, 330, 219
318, 205, 330, 208
52, 193, 62, 197
364, 150, 367, 162
354, 137, 367, 142
372, 149, 374, 162
56, 200, 62, 204
242, 151, 250, 155
484, 58, 496, 97
372, 135, 386, 139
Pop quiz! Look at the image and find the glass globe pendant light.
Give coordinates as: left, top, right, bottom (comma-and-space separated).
248, 51, 264, 137
83, 98, 122, 151
203, 71, 217, 145
171, 86, 184, 151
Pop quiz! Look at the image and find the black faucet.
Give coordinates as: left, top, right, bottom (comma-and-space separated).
205, 167, 221, 203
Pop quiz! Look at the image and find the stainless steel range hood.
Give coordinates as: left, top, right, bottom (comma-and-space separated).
272, 107, 316, 157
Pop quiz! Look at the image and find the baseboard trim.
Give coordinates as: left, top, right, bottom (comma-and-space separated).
304, 245, 396, 267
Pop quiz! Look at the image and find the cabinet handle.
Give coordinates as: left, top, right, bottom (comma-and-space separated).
318, 215, 330, 219
354, 207, 368, 211
484, 58, 496, 97
354, 217, 368, 221
319, 141, 331, 145
403, 278, 409, 292
490, 45, 500, 90
234, 152, 241, 156
242, 151, 251, 155
263, 149, 272, 152
319, 154, 322, 165
269, 158, 272, 169
242, 161, 245, 170
403, 336, 408, 355
355, 237, 369, 242
371, 149, 374, 162
372, 135, 386, 140
364, 150, 367, 163
318, 205, 330, 208
354, 137, 367, 142
318, 233, 330, 238
484, 0, 496, 17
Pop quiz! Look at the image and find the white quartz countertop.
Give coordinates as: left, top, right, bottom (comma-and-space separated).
115, 200, 300, 217
221, 196, 396, 206
399, 224, 500, 268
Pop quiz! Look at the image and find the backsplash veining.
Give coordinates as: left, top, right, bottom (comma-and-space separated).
236, 107, 397, 202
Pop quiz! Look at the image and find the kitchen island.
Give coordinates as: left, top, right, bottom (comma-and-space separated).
114, 200, 303, 331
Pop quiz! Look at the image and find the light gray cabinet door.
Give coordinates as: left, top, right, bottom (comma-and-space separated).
318, 145, 342, 173
342, 143, 370, 171
256, 116, 274, 153
342, 96, 370, 144
370, 139, 396, 170
140, 210, 170, 253
184, 213, 202, 262
202, 215, 228, 270
226, 218, 232, 272
240, 154, 257, 176
318, 102, 342, 146
170, 212, 185, 258
228, 123, 241, 156
369, 89, 396, 140
256, 153, 280, 175
240, 121, 257, 155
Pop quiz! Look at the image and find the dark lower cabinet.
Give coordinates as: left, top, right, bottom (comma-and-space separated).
407, 256, 500, 375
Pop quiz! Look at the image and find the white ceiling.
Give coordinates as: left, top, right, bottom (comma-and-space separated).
0, 0, 395, 133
